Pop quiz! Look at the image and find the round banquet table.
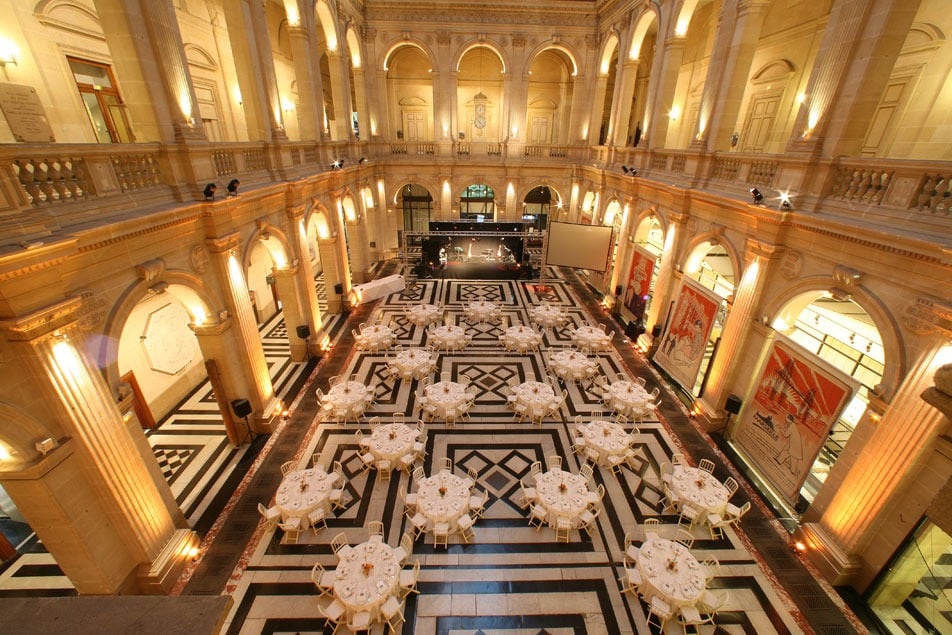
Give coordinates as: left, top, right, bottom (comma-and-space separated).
577, 420, 632, 466
501, 325, 542, 351
533, 469, 591, 527
333, 538, 402, 618
529, 303, 565, 328
464, 300, 498, 323
604, 380, 648, 417
428, 324, 467, 350
325, 381, 370, 414
424, 381, 469, 418
274, 467, 339, 522
388, 348, 434, 381
511, 381, 555, 418
572, 325, 611, 352
358, 324, 394, 349
415, 469, 472, 529
636, 537, 706, 608
406, 303, 442, 326
367, 423, 416, 463
549, 350, 597, 382
670, 464, 730, 518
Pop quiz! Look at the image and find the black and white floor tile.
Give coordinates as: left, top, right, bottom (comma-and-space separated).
218, 277, 816, 634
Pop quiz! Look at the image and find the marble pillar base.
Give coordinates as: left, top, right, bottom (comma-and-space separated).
137, 528, 201, 594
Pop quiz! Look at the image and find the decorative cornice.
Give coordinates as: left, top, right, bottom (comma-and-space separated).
0, 296, 83, 341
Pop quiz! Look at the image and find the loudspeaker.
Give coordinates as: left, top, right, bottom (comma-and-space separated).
651, 324, 663, 338
231, 398, 252, 418
334, 283, 344, 295
725, 394, 743, 415
615, 285, 623, 296
296, 325, 311, 339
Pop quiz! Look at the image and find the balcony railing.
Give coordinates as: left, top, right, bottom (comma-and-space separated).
1, 138, 948, 249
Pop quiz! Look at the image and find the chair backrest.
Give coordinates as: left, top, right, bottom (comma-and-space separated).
698, 458, 715, 474
595, 483, 605, 501
735, 501, 751, 519
412, 466, 425, 483
580, 464, 594, 480
332, 460, 344, 479
548, 455, 563, 470
392, 413, 405, 425
671, 452, 685, 465
644, 518, 661, 529
315, 387, 325, 400
649, 387, 660, 399
634, 376, 647, 387
311, 453, 323, 469
530, 460, 542, 476
330, 532, 348, 554
439, 457, 453, 472
660, 461, 673, 476
675, 528, 694, 549
281, 460, 296, 476
310, 561, 324, 584
257, 502, 269, 517
329, 375, 341, 386
467, 466, 479, 483
401, 531, 414, 555
723, 476, 739, 497
354, 429, 364, 443
368, 416, 381, 428
368, 520, 384, 537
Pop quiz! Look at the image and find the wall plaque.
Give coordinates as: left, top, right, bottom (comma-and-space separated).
0, 83, 55, 142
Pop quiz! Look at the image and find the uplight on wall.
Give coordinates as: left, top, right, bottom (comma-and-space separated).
0, 37, 19, 66
668, 106, 681, 121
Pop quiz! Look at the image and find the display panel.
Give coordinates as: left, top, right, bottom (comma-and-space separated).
544, 221, 613, 272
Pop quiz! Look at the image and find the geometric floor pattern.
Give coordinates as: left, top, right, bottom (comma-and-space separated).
219, 274, 814, 634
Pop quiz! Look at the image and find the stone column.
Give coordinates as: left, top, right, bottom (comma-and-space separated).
611, 60, 641, 147
645, 36, 686, 149
693, 0, 771, 151
326, 51, 353, 141
270, 263, 308, 361
92, 0, 204, 143
0, 300, 195, 594
318, 235, 345, 314
204, 235, 278, 419
800, 343, 951, 585
644, 211, 688, 332
588, 73, 611, 146
287, 23, 323, 140
786, 0, 919, 157
697, 239, 779, 428
346, 218, 371, 284
286, 208, 323, 355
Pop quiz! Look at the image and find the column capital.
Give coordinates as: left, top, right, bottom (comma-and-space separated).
190, 317, 232, 337
0, 297, 83, 342
272, 262, 301, 277
744, 238, 783, 261
205, 234, 241, 255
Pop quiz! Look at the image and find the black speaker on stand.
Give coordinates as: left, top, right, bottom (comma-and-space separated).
334, 283, 347, 315
724, 394, 742, 425
296, 325, 312, 361
231, 398, 255, 444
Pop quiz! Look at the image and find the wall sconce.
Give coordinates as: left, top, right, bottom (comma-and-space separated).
0, 38, 19, 67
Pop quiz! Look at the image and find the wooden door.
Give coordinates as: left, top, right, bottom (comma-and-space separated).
741, 93, 780, 152
404, 111, 426, 141
120, 370, 156, 429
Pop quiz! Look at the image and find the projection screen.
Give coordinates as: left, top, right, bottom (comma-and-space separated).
544, 221, 614, 272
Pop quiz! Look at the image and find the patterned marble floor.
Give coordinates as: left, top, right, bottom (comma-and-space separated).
0, 268, 873, 634
211, 272, 855, 635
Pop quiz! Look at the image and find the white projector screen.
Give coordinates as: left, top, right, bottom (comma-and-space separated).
545, 221, 614, 272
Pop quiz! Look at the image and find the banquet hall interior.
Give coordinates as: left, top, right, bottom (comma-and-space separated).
0, 1, 951, 634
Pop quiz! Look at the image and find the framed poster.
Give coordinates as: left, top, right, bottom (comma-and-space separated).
624, 245, 655, 318
653, 278, 722, 391
732, 336, 859, 504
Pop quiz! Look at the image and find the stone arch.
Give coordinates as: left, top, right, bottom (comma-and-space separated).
628, 9, 659, 60
183, 43, 218, 72
314, 0, 339, 52
382, 39, 436, 72
763, 277, 904, 399
680, 231, 743, 293
99, 266, 218, 394
526, 42, 580, 76
390, 178, 440, 211
34, 0, 102, 34
598, 33, 619, 75
454, 40, 509, 74
345, 25, 362, 68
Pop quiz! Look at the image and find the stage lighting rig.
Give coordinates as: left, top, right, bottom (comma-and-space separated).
750, 188, 764, 205
621, 166, 638, 176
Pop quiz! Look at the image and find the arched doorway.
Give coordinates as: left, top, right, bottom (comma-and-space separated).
771, 292, 885, 502
521, 185, 553, 230
399, 184, 433, 232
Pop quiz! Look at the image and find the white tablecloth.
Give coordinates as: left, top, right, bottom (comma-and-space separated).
406, 303, 442, 326
578, 420, 632, 466
428, 324, 467, 350
388, 348, 435, 380
463, 300, 499, 323
572, 326, 611, 352
511, 381, 556, 418
533, 469, 591, 527
636, 537, 706, 608
425, 381, 470, 418
274, 467, 339, 522
500, 325, 542, 351
415, 469, 472, 530
671, 465, 730, 518
350, 274, 406, 304
333, 538, 401, 618
549, 350, 597, 382
605, 380, 649, 418
529, 304, 565, 328
325, 381, 370, 419
356, 324, 394, 350
367, 423, 417, 464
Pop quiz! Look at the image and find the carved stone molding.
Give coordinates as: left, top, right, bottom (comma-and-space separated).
190, 244, 209, 274
829, 265, 864, 300
778, 248, 803, 280
205, 233, 241, 255
0, 296, 83, 341
902, 295, 952, 337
